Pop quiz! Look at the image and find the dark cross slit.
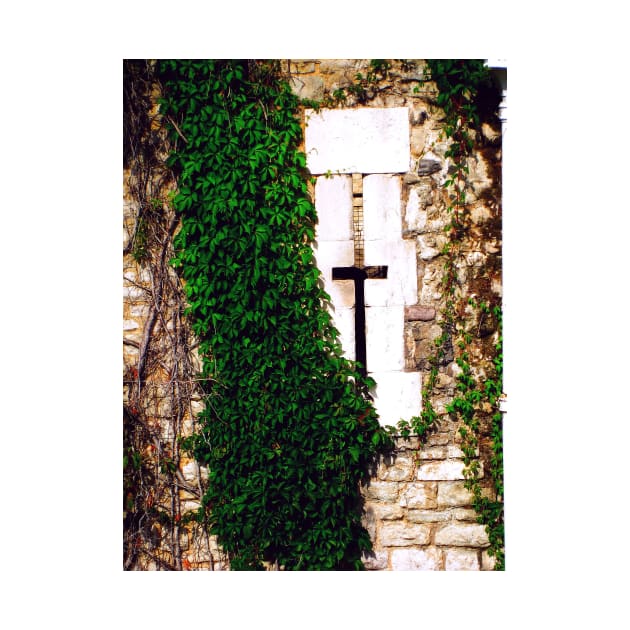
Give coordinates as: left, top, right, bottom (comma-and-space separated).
332, 265, 388, 377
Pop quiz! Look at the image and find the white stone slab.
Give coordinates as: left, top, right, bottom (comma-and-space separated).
314, 175, 353, 241
369, 371, 422, 426
363, 175, 402, 240
312, 240, 355, 308
305, 107, 410, 174
365, 305, 405, 371
364, 239, 418, 307
329, 306, 355, 361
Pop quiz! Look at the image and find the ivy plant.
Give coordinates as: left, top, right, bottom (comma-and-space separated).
423, 59, 505, 569
157, 60, 391, 570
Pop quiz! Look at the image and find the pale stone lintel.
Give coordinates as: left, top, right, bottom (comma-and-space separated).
305, 107, 410, 174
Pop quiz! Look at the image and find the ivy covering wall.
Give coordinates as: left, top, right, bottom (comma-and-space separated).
157, 60, 391, 570
123, 58, 505, 570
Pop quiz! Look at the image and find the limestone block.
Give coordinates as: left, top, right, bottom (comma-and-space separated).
404, 187, 427, 232
377, 454, 414, 482
398, 482, 438, 509
123, 284, 146, 300
391, 547, 441, 571
407, 509, 451, 523
329, 306, 355, 361
181, 460, 198, 482
418, 234, 442, 261
129, 304, 149, 318
289, 75, 324, 101
365, 306, 405, 371
364, 240, 418, 307
123, 319, 139, 331
434, 523, 490, 547
363, 175, 402, 240
370, 371, 422, 426
370, 503, 404, 520
481, 549, 497, 571
416, 445, 448, 460
379, 522, 431, 547
416, 460, 467, 481
362, 481, 400, 502
305, 107, 410, 174
444, 548, 480, 570
447, 444, 467, 458
312, 240, 355, 307
314, 175, 353, 241
452, 508, 479, 521
362, 550, 389, 570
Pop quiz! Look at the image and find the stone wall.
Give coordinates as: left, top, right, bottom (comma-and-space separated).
288, 60, 502, 569
122, 59, 503, 570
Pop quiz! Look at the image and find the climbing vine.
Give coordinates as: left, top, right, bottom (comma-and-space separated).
131, 59, 504, 571
422, 59, 505, 569
157, 60, 392, 570
123, 59, 214, 570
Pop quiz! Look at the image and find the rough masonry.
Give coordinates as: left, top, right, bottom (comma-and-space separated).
123, 59, 504, 570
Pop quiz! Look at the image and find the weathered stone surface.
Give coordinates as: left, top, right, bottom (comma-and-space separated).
370, 503, 404, 520
437, 481, 475, 507
417, 460, 466, 481
399, 482, 437, 509
405, 305, 436, 321
362, 549, 389, 570
415, 445, 447, 460
181, 460, 198, 482
407, 509, 451, 523
451, 508, 478, 521
380, 521, 431, 547
124, 59, 503, 572
391, 547, 441, 570
362, 481, 400, 502
377, 454, 414, 482
417, 159, 442, 176
305, 107, 410, 174
444, 548, 480, 570
289, 75, 324, 101
435, 523, 490, 547
481, 549, 497, 571
289, 60, 317, 74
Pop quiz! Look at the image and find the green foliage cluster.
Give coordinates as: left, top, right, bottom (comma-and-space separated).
157, 60, 391, 570
423, 59, 505, 569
